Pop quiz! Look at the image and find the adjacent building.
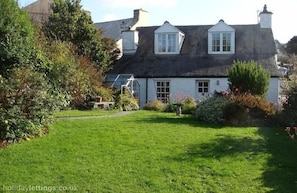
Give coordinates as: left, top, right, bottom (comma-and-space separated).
95, 9, 149, 56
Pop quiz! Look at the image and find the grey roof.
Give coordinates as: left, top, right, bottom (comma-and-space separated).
95, 18, 134, 41
109, 24, 280, 78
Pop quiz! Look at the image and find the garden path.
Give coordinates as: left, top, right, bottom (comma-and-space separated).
56, 111, 136, 120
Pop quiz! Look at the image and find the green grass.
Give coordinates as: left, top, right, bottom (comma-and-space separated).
1, 111, 297, 193
53, 109, 118, 118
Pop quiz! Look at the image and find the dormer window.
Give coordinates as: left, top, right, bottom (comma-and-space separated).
208, 20, 235, 54
157, 33, 177, 53
155, 21, 185, 54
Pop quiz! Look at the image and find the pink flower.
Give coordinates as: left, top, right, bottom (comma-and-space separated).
285, 127, 291, 132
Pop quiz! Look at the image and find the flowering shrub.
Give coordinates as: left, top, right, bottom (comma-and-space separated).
173, 92, 189, 105
285, 126, 297, 139
195, 91, 276, 125
224, 92, 275, 120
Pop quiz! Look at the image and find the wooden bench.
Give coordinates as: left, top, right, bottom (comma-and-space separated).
90, 102, 114, 109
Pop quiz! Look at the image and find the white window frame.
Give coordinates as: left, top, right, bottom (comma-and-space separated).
209, 32, 235, 54
155, 80, 170, 103
197, 80, 210, 95
155, 33, 178, 54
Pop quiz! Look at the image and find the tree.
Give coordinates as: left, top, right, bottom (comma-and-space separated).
228, 60, 270, 96
44, 0, 118, 72
0, 0, 35, 76
286, 36, 297, 55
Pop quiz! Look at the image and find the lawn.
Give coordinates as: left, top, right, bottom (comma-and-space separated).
1, 110, 297, 193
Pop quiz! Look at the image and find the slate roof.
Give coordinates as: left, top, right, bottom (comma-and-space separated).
109, 24, 280, 78
95, 18, 135, 41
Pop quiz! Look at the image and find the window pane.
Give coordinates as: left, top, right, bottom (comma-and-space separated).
223, 33, 231, 52
156, 81, 170, 103
197, 81, 209, 93
212, 33, 220, 52
158, 34, 166, 52
168, 34, 176, 52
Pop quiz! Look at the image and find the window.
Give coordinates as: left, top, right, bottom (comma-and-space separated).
211, 32, 232, 53
154, 21, 185, 54
156, 81, 170, 103
208, 20, 235, 54
157, 33, 177, 53
197, 81, 209, 94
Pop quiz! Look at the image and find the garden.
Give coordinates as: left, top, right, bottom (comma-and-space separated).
1, 1, 297, 192
1, 111, 297, 193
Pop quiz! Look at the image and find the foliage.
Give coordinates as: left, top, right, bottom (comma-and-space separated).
0, 0, 35, 76
182, 97, 197, 114
228, 60, 270, 96
118, 94, 139, 111
285, 126, 297, 139
35, 35, 105, 109
285, 36, 297, 55
280, 85, 297, 126
113, 89, 138, 111
44, 0, 118, 72
0, 67, 67, 142
195, 92, 275, 125
224, 93, 276, 126
93, 86, 114, 102
195, 95, 229, 124
143, 100, 166, 111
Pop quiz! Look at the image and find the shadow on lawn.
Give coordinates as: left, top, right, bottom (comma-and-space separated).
169, 127, 297, 193
257, 127, 297, 193
172, 135, 266, 161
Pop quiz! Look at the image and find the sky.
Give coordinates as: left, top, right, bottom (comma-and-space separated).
18, 0, 297, 43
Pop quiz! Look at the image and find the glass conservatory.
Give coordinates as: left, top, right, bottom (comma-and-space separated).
105, 74, 140, 99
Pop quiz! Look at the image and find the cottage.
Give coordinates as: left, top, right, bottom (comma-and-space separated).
107, 5, 281, 107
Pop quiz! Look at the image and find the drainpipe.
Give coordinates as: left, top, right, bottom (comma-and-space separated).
146, 78, 148, 104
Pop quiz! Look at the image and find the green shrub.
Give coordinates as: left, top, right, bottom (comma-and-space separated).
195, 96, 229, 124
94, 86, 113, 102
182, 97, 197, 114
228, 60, 270, 97
163, 102, 175, 112
119, 94, 139, 111
0, 67, 67, 142
143, 100, 166, 111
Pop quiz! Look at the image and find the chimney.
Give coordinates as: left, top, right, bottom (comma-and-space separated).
259, 4, 273, 28
130, 9, 148, 30
122, 30, 139, 55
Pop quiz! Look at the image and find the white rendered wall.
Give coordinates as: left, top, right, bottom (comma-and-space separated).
137, 77, 280, 107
